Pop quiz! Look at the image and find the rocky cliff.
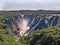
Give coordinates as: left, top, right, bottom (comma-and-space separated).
6, 14, 60, 38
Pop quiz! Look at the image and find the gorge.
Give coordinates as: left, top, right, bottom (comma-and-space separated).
6, 14, 60, 39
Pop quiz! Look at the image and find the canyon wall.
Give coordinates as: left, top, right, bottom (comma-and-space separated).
6, 14, 60, 37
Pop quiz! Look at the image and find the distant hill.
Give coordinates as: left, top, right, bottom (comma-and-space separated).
0, 10, 60, 16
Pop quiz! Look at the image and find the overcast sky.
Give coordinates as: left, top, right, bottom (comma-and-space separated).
0, 0, 60, 10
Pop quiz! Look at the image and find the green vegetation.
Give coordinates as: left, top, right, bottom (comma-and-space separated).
24, 26, 60, 45
0, 22, 60, 45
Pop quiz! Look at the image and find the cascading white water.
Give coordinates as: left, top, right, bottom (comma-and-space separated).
28, 18, 41, 33
57, 16, 60, 26
45, 19, 49, 27
9, 15, 30, 42
16, 18, 30, 37
50, 16, 56, 27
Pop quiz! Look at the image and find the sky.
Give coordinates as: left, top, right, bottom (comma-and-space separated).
0, 0, 60, 10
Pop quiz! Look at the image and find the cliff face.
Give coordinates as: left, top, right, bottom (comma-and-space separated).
6, 14, 60, 37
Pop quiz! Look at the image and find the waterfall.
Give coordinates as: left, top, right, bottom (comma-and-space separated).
44, 19, 49, 27
57, 16, 60, 26
28, 18, 41, 33
15, 16, 30, 37
50, 16, 56, 27
29, 16, 36, 27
